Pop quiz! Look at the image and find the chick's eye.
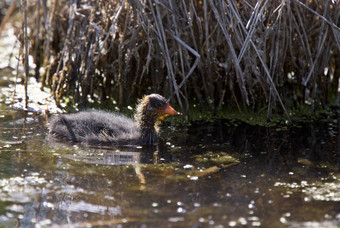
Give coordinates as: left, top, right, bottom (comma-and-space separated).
155, 102, 163, 108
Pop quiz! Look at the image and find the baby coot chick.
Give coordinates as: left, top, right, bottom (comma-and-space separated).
48, 94, 177, 145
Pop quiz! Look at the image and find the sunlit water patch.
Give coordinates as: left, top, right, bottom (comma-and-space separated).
274, 176, 340, 202
0, 173, 48, 203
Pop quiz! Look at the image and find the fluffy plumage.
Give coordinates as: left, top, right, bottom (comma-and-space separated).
48, 94, 177, 145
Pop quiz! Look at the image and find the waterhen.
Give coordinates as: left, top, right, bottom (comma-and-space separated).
48, 94, 178, 145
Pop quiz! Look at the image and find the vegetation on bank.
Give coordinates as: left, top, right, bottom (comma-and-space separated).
2, 0, 340, 122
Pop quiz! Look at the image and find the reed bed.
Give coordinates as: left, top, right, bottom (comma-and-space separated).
17, 0, 340, 119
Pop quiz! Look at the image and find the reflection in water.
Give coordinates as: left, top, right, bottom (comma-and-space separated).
49, 138, 170, 166
58, 200, 121, 215
64, 147, 143, 166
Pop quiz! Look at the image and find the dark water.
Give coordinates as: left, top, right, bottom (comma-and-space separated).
0, 76, 339, 227
0, 105, 338, 228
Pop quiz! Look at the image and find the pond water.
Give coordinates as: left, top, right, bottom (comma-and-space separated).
0, 75, 339, 227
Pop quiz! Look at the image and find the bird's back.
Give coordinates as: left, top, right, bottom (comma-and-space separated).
48, 110, 141, 145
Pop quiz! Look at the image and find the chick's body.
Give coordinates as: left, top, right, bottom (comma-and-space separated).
48, 94, 177, 145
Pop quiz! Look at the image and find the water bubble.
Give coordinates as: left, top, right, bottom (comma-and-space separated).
324, 214, 332, 219
6, 204, 24, 213
36, 219, 52, 228
284, 212, 291, 217
252, 221, 261, 226
183, 164, 193, 169
198, 217, 205, 223
177, 207, 186, 213
190, 176, 198, 181
248, 216, 259, 221
280, 217, 287, 223
213, 203, 221, 207
168, 217, 184, 222
304, 197, 311, 202
152, 202, 158, 207
228, 221, 237, 226
238, 217, 247, 225
42, 202, 54, 209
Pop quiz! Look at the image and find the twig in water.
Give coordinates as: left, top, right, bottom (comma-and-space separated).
20, 0, 29, 109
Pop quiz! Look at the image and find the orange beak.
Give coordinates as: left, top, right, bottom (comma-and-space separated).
163, 103, 178, 116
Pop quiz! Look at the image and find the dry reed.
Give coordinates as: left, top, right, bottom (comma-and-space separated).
16, 0, 340, 119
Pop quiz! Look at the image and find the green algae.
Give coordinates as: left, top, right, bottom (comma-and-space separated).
165, 103, 338, 129
193, 151, 239, 167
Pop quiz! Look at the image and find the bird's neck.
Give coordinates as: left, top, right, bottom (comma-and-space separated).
135, 111, 160, 145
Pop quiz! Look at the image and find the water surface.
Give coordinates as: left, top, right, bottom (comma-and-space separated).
0, 75, 339, 227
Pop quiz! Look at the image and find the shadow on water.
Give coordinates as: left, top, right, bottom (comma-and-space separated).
0, 98, 339, 226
